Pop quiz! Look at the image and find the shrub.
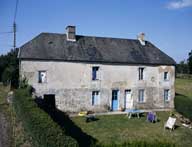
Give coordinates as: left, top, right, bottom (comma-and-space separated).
13, 88, 78, 147
19, 76, 28, 88
95, 140, 175, 147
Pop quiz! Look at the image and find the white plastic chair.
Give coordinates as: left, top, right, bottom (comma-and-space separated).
164, 117, 176, 131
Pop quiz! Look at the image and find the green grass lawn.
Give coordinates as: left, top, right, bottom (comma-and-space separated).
71, 78, 192, 146
175, 78, 192, 120
175, 78, 192, 97
72, 112, 192, 146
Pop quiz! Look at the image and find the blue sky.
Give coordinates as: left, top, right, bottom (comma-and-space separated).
1, 0, 192, 63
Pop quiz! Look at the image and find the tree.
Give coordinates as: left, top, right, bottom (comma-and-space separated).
188, 50, 192, 74
0, 48, 19, 88
2, 66, 15, 85
176, 60, 189, 74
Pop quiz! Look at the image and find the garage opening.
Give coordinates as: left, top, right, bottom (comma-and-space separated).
43, 94, 55, 108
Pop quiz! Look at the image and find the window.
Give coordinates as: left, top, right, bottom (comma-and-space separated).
92, 91, 100, 105
138, 89, 144, 102
164, 72, 169, 80
38, 71, 47, 83
92, 66, 99, 80
164, 89, 170, 101
139, 67, 144, 80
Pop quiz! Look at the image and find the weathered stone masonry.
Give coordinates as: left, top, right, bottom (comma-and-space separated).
20, 60, 175, 112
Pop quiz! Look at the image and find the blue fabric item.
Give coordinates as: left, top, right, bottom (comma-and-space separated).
147, 112, 156, 122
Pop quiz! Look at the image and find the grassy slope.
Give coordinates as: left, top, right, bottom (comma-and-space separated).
0, 84, 31, 147
175, 78, 192, 97
0, 84, 12, 147
0, 84, 10, 105
175, 78, 192, 120
72, 78, 192, 146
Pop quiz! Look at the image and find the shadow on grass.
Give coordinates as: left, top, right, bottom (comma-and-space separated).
174, 125, 180, 129
35, 98, 97, 147
175, 93, 192, 121
175, 93, 185, 96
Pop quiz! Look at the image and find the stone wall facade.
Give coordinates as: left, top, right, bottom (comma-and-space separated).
20, 60, 175, 112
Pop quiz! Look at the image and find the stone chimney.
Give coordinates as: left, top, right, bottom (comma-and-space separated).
66, 26, 76, 41
137, 32, 145, 46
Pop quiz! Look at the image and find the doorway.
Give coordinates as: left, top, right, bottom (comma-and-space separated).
112, 90, 119, 111
44, 94, 56, 108
124, 90, 133, 109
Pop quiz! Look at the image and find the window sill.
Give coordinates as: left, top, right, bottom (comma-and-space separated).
38, 82, 47, 84
92, 79, 100, 81
138, 102, 145, 104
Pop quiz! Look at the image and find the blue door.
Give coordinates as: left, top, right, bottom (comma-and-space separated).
112, 90, 119, 111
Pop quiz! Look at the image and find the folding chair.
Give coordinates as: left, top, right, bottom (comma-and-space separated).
164, 117, 176, 131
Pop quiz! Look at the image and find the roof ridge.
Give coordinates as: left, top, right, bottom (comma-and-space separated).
39, 32, 141, 41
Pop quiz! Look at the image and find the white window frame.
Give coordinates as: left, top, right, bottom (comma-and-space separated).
38, 71, 47, 83
138, 89, 145, 103
92, 91, 100, 105
164, 89, 170, 102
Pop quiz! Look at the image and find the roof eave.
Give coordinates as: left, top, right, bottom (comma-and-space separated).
19, 58, 176, 66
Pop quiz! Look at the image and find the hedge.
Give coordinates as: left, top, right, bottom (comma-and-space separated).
95, 140, 175, 147
176, 73, 192, 79
13, 87, 78, 147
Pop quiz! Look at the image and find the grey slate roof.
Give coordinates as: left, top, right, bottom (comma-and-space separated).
19, 33, 176, 65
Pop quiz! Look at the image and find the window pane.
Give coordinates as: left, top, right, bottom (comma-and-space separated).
92, 67, 99, 80
139, 68, 144, 80
38, 71, 46, 83
164, 89, 169, 101
164, 72, 168, 80
92, 91, 100, 105
139, 89, 144, 102
38, 72, 42, 83
92, 92, 95, 105
92, 68, 96, 80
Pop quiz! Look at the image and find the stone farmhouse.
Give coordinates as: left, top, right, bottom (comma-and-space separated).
18, 26, 176, 112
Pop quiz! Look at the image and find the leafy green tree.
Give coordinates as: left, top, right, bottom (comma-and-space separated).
188, 50, 192, 74
2, 66, 15, 85
176, 60, 189, 74
0, 48, 19, 88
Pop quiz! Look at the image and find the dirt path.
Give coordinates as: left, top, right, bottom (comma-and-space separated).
0, 108, 11, 147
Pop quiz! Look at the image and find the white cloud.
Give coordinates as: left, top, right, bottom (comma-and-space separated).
167, 0, 192, 9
